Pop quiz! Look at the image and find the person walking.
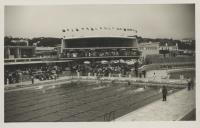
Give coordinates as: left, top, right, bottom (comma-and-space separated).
162, 86, 168, 101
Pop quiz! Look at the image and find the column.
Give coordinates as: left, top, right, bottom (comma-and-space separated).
61, 38, 65, 54
5, 47, 10, 59
16, 48, 20, 58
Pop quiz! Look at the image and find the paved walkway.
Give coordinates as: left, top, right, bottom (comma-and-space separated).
115, 88, 195, 121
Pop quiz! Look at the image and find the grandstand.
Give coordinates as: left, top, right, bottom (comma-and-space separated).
60, 36, 140, 59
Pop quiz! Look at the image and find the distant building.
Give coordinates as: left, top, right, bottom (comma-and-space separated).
11, 39, 29, 46
159, 43, 178, 51
181, 39, 193, 45
4, 46, 36, 59
138, 42, 160, 59
159, 43, 178, 57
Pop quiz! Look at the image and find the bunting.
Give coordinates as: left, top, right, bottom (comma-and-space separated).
62, 26, 138, 36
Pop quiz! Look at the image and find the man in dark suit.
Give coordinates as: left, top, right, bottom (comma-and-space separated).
162, 86, 168, 101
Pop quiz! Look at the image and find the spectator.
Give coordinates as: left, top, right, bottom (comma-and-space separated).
31, 75, 34, 84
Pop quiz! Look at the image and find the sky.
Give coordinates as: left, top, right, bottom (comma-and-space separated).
5, 4, 195, 39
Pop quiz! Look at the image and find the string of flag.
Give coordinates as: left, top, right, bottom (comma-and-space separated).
62, 27, 137, 33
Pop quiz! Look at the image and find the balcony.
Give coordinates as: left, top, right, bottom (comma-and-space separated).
61, 47, 141, 59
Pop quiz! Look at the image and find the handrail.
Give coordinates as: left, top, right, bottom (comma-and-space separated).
139, 62, 195, 71
4, 57, 58, 63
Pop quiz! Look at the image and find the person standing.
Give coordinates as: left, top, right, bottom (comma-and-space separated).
153, 72, 156, 80
191, 78, 194, 89
31, 75, 34, 84
162, 86, 168, 101
54, 73, 57, 81
143, 70, 146, 78
187, 78, 191, 91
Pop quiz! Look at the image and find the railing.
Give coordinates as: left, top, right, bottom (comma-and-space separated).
4, 57, 58, 63
60, 55, 140, 59
61, 47, 140, 59
139, 62, 195, 71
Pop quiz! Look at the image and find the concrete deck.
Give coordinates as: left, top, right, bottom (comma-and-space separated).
115, 87, 195, 121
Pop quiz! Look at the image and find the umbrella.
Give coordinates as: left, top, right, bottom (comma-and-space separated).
119, 59, 125, 63
126, 60, 136, 65
84, 61, 90, 64
101, 60, 108, 64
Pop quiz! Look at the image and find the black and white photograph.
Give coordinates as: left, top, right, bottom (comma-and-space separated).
3, 3, 197, 123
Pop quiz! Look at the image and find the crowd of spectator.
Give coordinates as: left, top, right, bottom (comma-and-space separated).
69, 60, 140, 77
61, 49, 140, 58
4, 59, 141, 85
4, 65, 64, 85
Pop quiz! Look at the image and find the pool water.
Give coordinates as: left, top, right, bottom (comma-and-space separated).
5, 81, 176, 122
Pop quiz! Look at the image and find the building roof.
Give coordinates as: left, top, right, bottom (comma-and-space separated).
63, 36, 137, 40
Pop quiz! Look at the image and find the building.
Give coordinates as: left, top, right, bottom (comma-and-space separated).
60, 36, 140, 61
4, 28, 141, 80
159, 43, 178, 51
4, 46, 36, 59
181, 38, 193, 45
10, 39, 29, 46
138, 42, 159, 59
159, 43, 178, 57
